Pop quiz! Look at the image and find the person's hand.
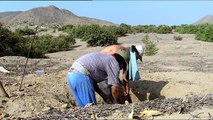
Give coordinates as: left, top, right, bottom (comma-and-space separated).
124, 90, 129, 96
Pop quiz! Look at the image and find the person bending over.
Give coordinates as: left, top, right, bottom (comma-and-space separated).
67, 52, 127, 107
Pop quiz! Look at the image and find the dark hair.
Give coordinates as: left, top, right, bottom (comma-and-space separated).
131, 45, 139, 55
112, 53, 127, 71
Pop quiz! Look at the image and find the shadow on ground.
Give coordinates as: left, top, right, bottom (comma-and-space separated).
129, 80, 169, 101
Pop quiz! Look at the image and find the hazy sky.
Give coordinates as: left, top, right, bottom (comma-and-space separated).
0, 1, 212, 26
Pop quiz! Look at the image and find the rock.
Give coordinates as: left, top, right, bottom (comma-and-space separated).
25, 84, 33, 87
0, 98, 9, 106
61, 104, 68, 108
147, 92, 158, 101
42, 107, 51, 112
125, 100, 130, 105
4, 113, 9, 118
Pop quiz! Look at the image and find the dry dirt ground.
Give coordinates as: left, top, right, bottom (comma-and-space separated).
1, 33, 213, 119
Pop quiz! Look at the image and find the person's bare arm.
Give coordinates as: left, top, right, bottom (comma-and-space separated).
94, 82, 113, 103
122, 70, 130, 96
93, 82, 106, 98
123, 77, 129, 95
111, 85, 124, 104
100, 45, 126, 55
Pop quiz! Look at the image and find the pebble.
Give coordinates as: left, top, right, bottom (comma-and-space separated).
24, 94, 213, 119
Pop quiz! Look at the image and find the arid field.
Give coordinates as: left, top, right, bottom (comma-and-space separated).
1, 33, 213, 119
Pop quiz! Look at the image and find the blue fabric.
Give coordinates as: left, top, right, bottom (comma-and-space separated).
67, 72, 97, 107
129, 50, 141, 81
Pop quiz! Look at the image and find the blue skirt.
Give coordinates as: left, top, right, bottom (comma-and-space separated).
67, 72, 97, 107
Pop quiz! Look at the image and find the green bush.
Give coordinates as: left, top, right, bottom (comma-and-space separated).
174, 35, 183, 41
15, 26, 35, 35
131, 25, 158, 33
38, 28, 48, 32
0, 22, 76, 58
157, 25, 172, 34
33, 34, 76, 53
195, 24, 213, 42
119, 23, 132, 34
175, 24, 213, 42
175, 24, 198, 34
142, 34, 158, 56
144, 25, 158, 33
26, 38, 46, 58
131, 25, 172, 34
49, 34, 76, 52
102, 25, 127, 37
86, 32, 117, 47
58, 25, 74, 33
60, 24, 130, 41
0, 23, 27, 56
74, 25, 103, 40
142, 34, 149, 43
72, 25, 88, 39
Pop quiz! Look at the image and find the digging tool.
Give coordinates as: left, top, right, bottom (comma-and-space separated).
19, 26, 38, 91
0, 81, 9, 97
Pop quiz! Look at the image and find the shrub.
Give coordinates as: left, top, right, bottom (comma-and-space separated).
131, 25, 158, 33
119, 23, 132, 34
0, 23, 76, 58
0, 23, 27, 56
58, 25, 74, 33
174, 35, 183, 41
157, 25, 172, 34
26, 39, 46, 58
86, 32, 117, 47
34, 34, 76, 53
38, 28, 48, 32
131, 25, 144, 33
102, 25, 127, 37
112, 26, 127, 37
175, 24, 198, 34
15, 26, 35, 35
142, 34, 158, 56
74, 25, 102, 40
174, 24, 213, 42
49, 34, 76, 52
195, 24, 213, 42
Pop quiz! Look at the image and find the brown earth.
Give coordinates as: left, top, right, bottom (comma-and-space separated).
1, 33, 213, 119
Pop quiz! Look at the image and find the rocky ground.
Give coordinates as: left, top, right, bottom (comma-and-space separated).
1, 33, 213, 119
25, 94, 213, 119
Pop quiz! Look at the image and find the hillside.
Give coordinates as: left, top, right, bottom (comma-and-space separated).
0, 11, 22, 19
194, 15, 213, 24
0, 5, 115, 27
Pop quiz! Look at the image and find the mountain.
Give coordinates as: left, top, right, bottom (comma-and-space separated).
194, 15, 213, 25
0, 5, 115, 26
0, 11, 22, 19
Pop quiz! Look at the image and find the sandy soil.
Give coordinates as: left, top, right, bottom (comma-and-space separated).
1, 33, 213, 119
